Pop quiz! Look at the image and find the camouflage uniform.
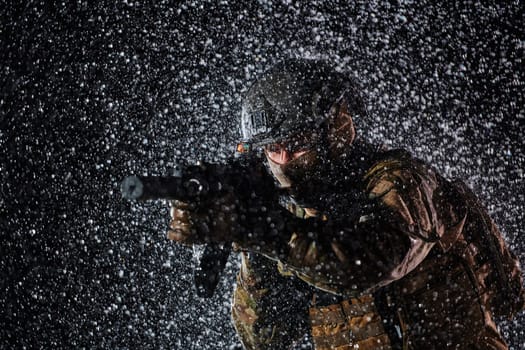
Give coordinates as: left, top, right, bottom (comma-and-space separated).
230, 147, 524, 350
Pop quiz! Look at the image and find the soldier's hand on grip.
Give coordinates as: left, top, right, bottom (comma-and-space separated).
167, 200, 194, 244
167, 194, 239, 245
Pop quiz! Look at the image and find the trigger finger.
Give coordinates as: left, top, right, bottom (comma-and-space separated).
170, 200, 189, 208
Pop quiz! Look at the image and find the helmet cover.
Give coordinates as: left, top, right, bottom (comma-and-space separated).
241, 59, 364, 147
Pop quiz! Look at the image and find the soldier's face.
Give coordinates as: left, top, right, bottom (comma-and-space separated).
264, 131, 320, 163
263, 132, 322, 188
264, 144, 308, 165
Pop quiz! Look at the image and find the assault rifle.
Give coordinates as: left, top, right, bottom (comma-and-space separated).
121, 157, 275, 298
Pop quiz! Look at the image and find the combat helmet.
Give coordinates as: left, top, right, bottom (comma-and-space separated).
238, 58, 366, 153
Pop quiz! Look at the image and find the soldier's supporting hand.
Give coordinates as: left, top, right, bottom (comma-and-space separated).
167, 194, 239, 245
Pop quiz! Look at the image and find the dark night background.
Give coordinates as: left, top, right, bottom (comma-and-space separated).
1, 1, 524, 349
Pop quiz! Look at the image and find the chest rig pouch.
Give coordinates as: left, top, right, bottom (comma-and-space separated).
309, 295, 392, 350
279, 196, 394, 349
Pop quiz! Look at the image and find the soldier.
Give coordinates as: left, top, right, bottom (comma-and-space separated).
167, 59, 524, 349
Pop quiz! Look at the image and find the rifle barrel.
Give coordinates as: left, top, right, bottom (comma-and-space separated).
121, 175, 206, 201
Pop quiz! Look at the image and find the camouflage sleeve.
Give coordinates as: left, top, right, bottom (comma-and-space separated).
361, 156, 447, 284
228, 192, 412, 295
231, 252, 312, 350
232, 154, 459, 296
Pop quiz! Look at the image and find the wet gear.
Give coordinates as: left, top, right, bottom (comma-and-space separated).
309, 295, 392, 350
240, 59, 367, 147
225, 147, 524, 349
183, 58, 523, 349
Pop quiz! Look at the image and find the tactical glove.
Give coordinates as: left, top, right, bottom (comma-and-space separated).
167, 194, 239, 245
